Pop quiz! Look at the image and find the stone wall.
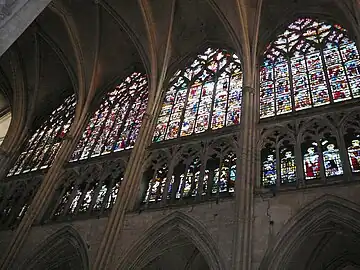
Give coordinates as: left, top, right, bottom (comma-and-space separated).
0, 198, 236, 269
252, 182, 360, 269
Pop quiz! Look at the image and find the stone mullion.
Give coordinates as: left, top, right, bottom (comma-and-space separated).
46, 182, 70, 221
73, 181, 91, 215
207, 169, 215, 198
337, 129, 352, 180
232, 85, 256, 270
89, 176, 105, 213
144, 165, 159, 205
316, 136, 327, 183
216, 155, 224, 198
0, 112, 90, 269
101, 176, 116, 213
161, 157, 176, 206
294, 138, 305, 187
196, 150, 208, 200
62, 180, 82, 216
179, 161, 192, 200
275, 143, 281, 187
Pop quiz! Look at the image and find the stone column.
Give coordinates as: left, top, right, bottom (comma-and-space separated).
232, 85, 257, 270
92, 110, 159, 270
0, 114, 89, 269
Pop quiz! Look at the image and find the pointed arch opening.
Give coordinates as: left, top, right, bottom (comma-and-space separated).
260, 17, 360, 119
153, 47, 243, 142
117, 211, 226, 270
259, 195, 360, 270
7, 94, 76, 177
70, 72, 148, 162
20, 226, 89, 270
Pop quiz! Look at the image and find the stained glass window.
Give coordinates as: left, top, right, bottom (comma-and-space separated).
260, 18, 360, 118
302, 142, 320, 180
212, 152, 237, 193
345, 133, 360, 173
154, 48, 243, 142
321, 138, 343, 177
7, 95, 76, 176
144, 165, 168, 203
262, 148, 277, 186
70, 72, 148, 161
280, 146, 296, 183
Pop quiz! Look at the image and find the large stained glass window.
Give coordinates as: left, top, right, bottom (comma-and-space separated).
260, 18, 360, 118
7, 95, 76, 176
70, 72, 148, 161
154, 47, 243, 142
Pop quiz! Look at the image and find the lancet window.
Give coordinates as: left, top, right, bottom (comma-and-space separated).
7, 95, 76, 176
261, 129, 297, 187
153, 47, 243, 142
48, 160, 125, 220
259, 116, 360, 187
260, 18, 360, 118
0, 176, 41, 229
142, 138, 237, 207
70, 72, 148, 162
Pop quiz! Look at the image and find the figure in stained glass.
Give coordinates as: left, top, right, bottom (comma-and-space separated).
322, 142, 343, 177
262, 153, 276, 186
348, 139, 360, 172
303, 146, 320, 180
154, 48, 243, 142
280, 149, 296, 183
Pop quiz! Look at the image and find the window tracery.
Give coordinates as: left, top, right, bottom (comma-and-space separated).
0, 176, 41, 229
70, 72, 148, 162
7, 95, 76, 176
260, 128, 297, 187
259, 115, 360, 188
260, 18, 360, 118
50, 160, 125, 220
143, 139, 237, 207
154, 47, 243, 142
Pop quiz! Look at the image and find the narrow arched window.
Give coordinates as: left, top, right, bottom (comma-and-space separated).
70, 72, 148, 162
7, 95, 76, 176
154, 47, 243, 142
260, 18, 360, 118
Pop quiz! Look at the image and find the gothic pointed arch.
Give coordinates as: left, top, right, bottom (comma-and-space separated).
117, 211, 226, 270
259, 17, 360, 118
20, 226, 89, 270
69, 71, 148, 162
259, 194, 360, 270
153, 45, 243, 142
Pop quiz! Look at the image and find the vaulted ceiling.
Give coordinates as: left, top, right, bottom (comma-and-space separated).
0, 0, 356, 131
